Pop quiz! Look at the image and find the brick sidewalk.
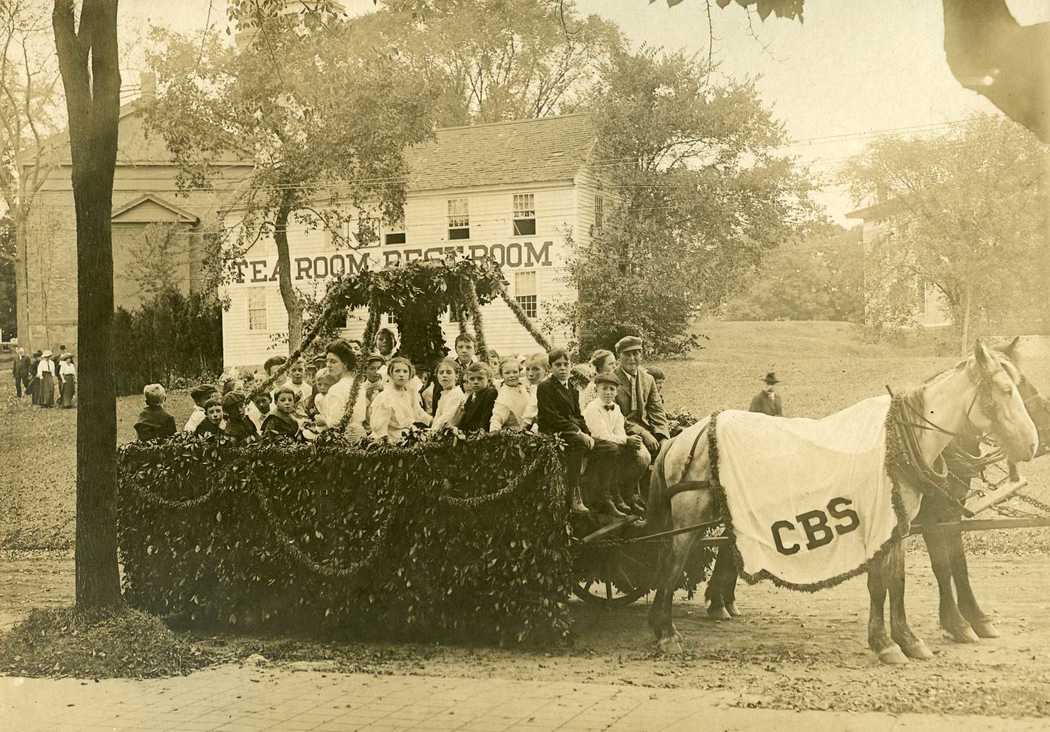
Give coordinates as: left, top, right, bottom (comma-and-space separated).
0, 664, 1041, 732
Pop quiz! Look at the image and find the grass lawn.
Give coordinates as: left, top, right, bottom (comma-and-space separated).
2, 319, 1049, 551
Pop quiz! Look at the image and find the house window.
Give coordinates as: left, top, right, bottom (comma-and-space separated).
594, 188, 604, 232
384, 217, 406, 245
514, 270, 538, 319
448, 198, 470, 240
248, 288, 267, 331
512, 193, 536, 236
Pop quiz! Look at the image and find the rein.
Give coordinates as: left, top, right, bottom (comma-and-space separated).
886, 386, 979, 518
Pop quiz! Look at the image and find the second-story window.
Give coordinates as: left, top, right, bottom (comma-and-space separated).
448, 198, 470, 240
512, 193, 536, 236
385, 217, 406, 245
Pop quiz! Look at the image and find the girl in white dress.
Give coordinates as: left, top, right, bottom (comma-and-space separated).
369, 357, 431, 441
430, 358, 466, 432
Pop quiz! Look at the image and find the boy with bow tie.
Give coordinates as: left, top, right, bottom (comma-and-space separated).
583, 373, 650, 517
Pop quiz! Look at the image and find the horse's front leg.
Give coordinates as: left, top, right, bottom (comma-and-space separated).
650, 490, 714, 654
867, 555, 905, 664
923, 528, 979, 642
950, 531, 1000, 638
886, 542, 933, 660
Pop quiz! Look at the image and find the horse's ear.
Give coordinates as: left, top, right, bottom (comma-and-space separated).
997, 336, 1022, 363
974, 339, 996, 374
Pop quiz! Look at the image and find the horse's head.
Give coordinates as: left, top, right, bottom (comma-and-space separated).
968, 339, 1038, 463
994, 337, 1050, 457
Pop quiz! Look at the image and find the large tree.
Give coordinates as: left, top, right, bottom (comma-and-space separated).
843, 115, 1049, 352
655, 0, 1050, 143
565, 45, 816, 355
147, 8, 434, 351
376, 0, 623, 126
722, 225, 863, 323
52, 0, 122, 608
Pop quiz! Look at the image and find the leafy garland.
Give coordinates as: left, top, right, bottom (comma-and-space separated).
463, 274, 488, 358
117, 430, 575, 643
497, 285, 552, 352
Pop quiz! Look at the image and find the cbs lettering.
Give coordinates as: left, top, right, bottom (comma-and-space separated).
770, 497, 860, 555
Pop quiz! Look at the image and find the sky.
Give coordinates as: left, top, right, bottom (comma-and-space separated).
118, 0, 1050, 225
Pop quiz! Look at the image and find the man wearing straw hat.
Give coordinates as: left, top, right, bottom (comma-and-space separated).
749, 372, 784, 417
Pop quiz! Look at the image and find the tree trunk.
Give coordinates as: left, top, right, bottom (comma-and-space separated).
273, 196, 303, 353
959, 281, 974, 358
53, 0, 122, 609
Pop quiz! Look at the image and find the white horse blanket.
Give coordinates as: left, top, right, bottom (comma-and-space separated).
715, 395, 910, 590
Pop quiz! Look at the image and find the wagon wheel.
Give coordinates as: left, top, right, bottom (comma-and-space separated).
572, 545, 651, 607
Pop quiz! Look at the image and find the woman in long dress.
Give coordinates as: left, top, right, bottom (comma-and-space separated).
36, 350, 56, 408
314, 339, 368, 439
59, 354, 77, 408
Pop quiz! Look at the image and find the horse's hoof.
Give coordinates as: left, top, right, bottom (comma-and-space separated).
725, 602, 741, 618
944, 624, 980, 644
971, 620, 1000, 639
901, 639, 933, 660
706, 605, 731, 621
877, 645, 909, 665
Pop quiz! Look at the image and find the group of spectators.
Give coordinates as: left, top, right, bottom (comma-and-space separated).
10, 345, 77, 408
133, 327, 785, 522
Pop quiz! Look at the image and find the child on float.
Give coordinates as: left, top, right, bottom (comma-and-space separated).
245, 390, 273, 432
583, 373, 650, 517
369, 356, 432, 441
453, 333, 478, 385
580, 349, 616, 409
184, 384, 218, 432
536, 348, 593, 514
489, 357, 531, 431
458, 362, 498, 432
484, 349, 502, 386
262, 385, 301, 439
195, 396, 225, 436
134, 383, 177, 441
520, 352, 548, 432
430, 358, 465, 432
647, 365, 666, 400
221, 391, 258, 440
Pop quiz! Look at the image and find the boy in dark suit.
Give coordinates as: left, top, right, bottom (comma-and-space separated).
458, 362, 498, 432
134, 384, 177, 441
537, 348, 593, 514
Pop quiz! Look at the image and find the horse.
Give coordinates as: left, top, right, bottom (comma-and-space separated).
703, 338, 1050, 640
919, 338, 1050, 642
645, 340, 1039, 662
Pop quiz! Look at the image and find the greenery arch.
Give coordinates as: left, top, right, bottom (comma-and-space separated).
254, 255, 552, 429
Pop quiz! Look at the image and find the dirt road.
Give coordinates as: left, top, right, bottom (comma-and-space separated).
3, 547, 1048, 719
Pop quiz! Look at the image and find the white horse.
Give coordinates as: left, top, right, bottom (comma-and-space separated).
645, 341, 1038, 663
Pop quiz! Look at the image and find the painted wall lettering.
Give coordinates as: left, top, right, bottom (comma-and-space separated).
232, 240, 552, 288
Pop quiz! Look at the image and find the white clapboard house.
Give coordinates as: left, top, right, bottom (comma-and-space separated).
222, 113, 607, 367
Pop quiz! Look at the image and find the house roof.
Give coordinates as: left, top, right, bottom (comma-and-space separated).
111, 193, 200, 224
845, 199, 902, 221
405, 114, 595, 192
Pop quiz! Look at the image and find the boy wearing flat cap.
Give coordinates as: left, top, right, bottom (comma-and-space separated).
612, 335, 669, 456
583, 373, 650, 517
749, 372, 784, 416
